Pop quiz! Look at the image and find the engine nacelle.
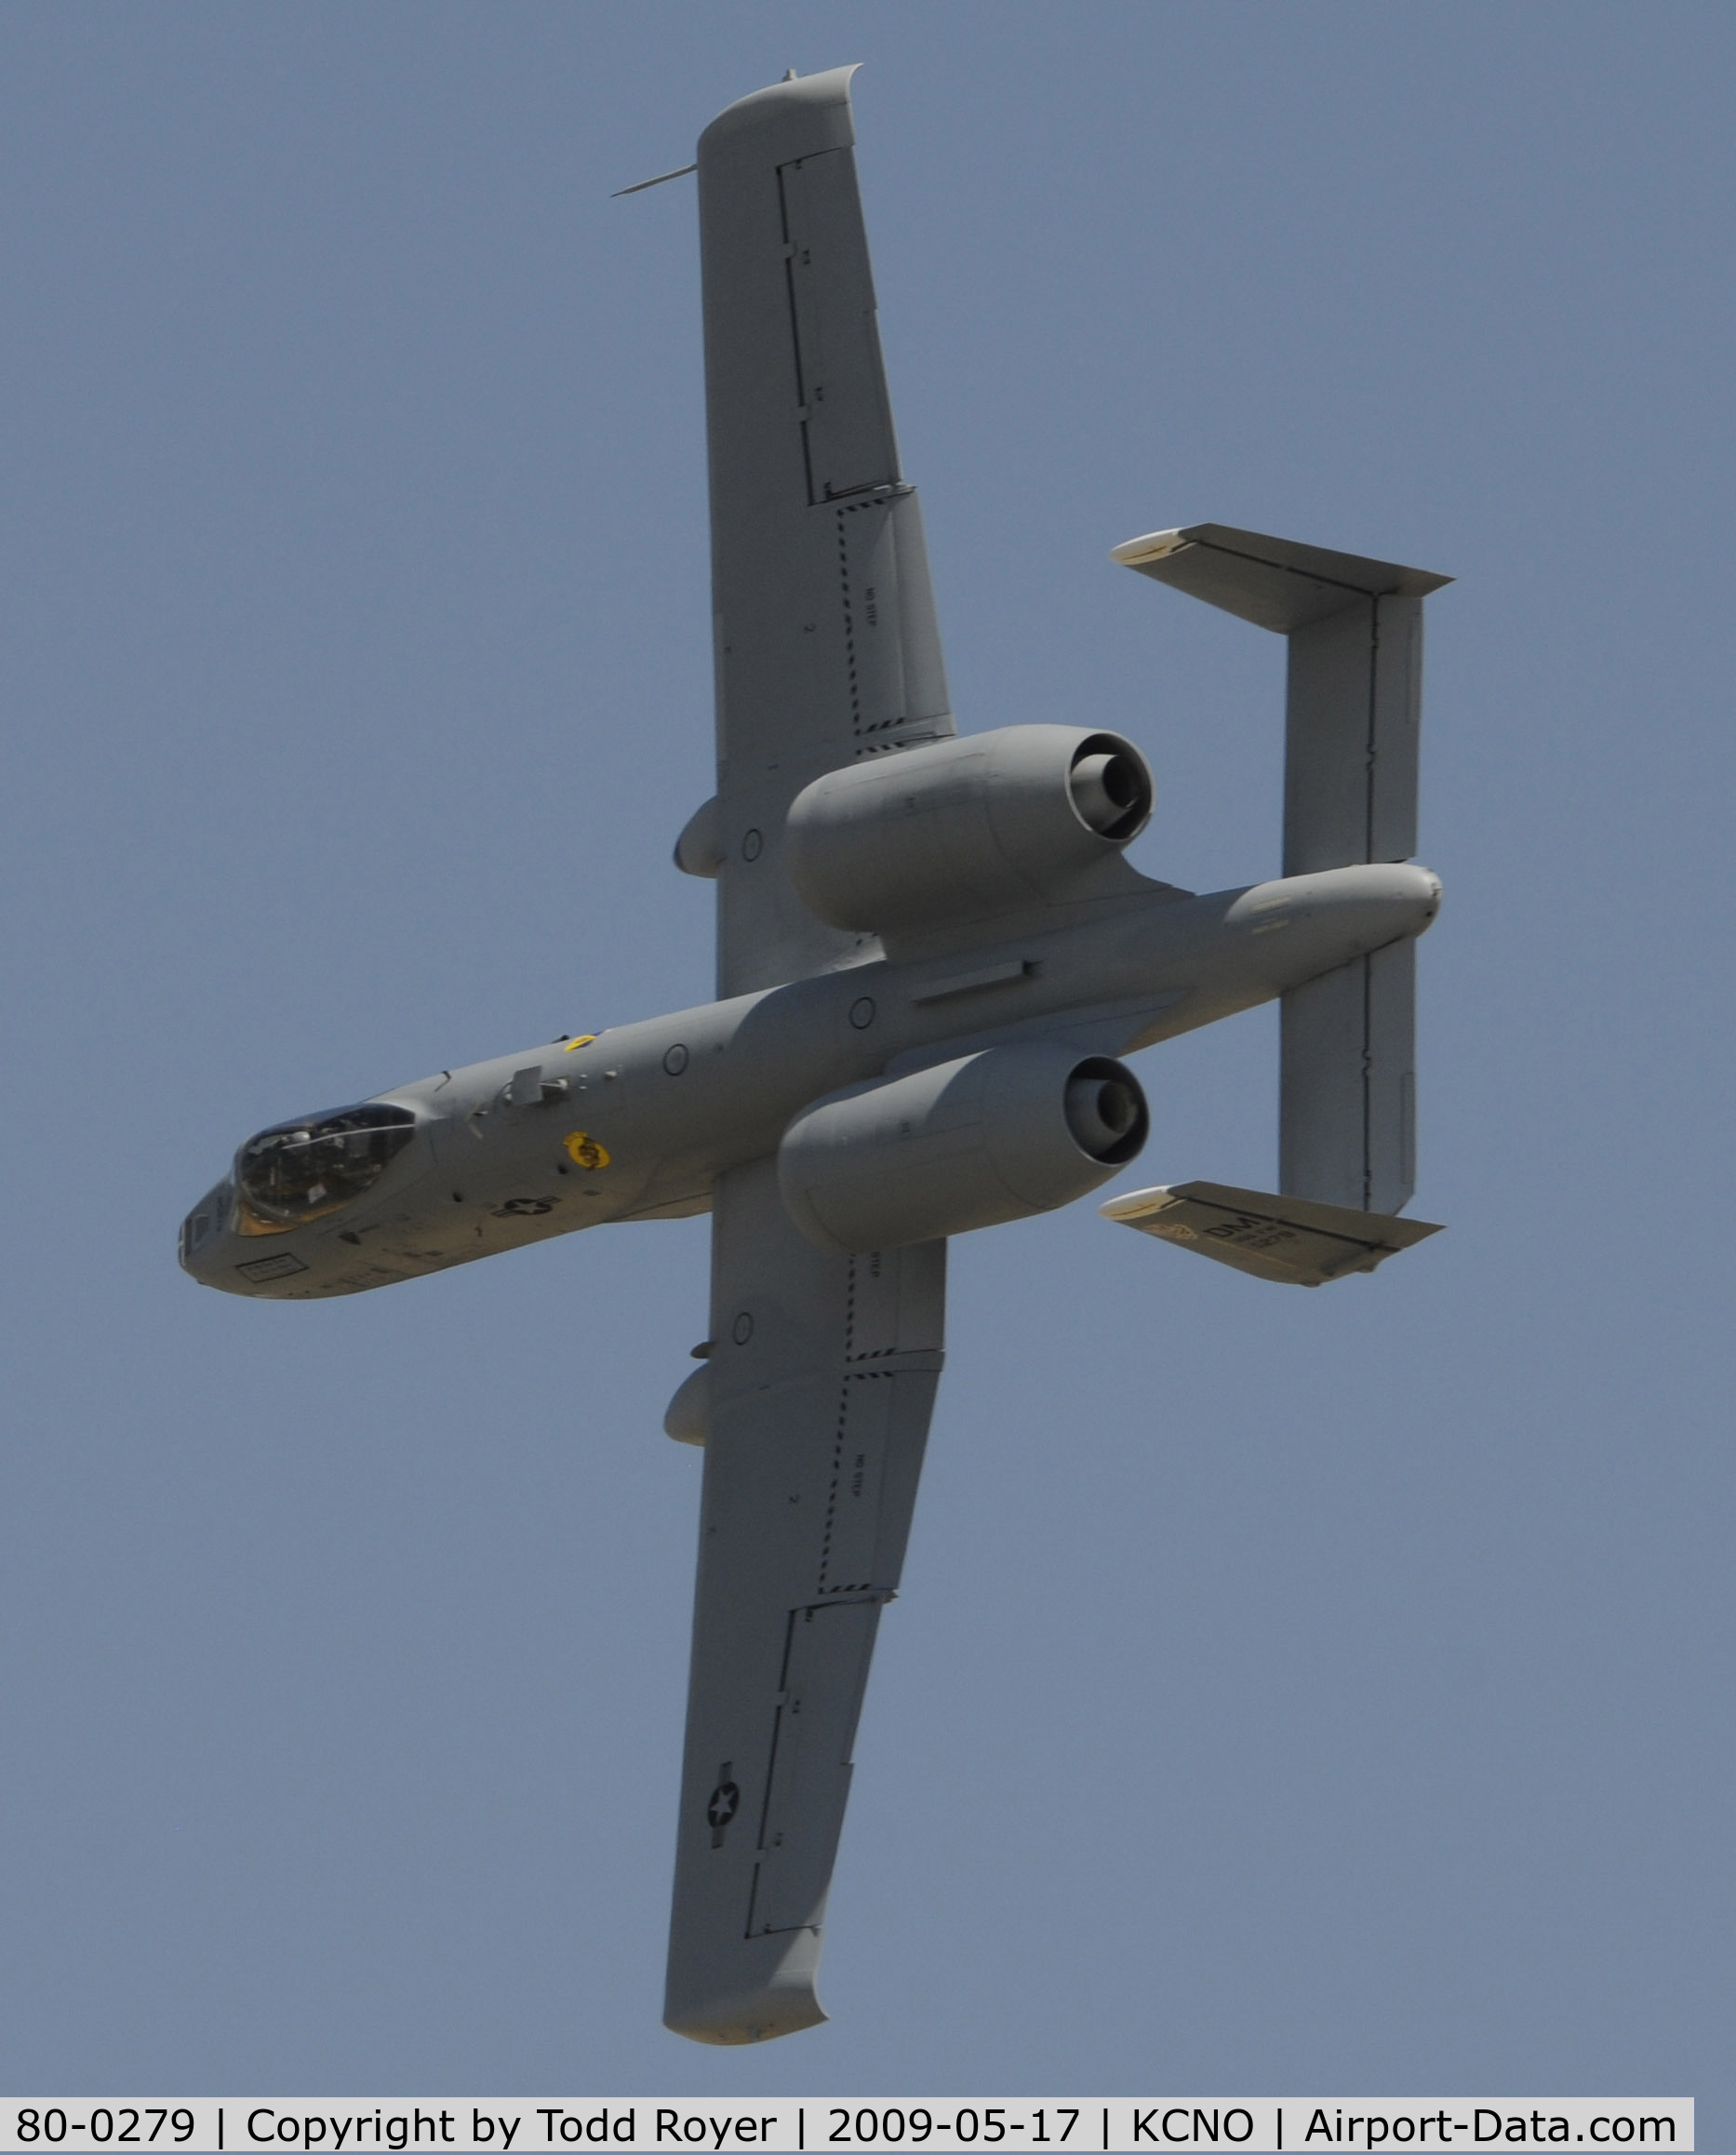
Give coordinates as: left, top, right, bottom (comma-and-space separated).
783, 725, 1154, 938
778, 1042, 1149, 1254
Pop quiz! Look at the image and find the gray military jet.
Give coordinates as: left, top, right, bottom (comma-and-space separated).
180, 67, 1448, 2045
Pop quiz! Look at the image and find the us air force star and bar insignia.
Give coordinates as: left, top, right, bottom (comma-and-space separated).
706, 1766, 741, 1849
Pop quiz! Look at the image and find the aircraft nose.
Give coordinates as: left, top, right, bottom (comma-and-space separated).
178, 1182, 234, 1282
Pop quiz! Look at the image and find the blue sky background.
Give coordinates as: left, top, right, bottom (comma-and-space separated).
2, 0, 1731, 2112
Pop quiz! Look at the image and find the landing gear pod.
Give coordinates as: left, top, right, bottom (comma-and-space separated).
778, 1042, 1148, 1254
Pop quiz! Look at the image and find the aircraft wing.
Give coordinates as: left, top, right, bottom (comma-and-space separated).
696, 67, 955, 996
663, 1158, 945, 2042
661, 66, 955, 2049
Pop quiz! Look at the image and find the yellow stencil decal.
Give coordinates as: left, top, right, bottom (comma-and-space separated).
564, 1131, 611, 1171
562, 1035, 597, 1052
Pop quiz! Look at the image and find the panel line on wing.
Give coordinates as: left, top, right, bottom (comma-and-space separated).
837, 493, 921, 744
818, 1372, 896, 1596
746, 1600, 880, 1938
774, 163, 817, 509
751, 1609, 801, 1856
837, 506, 864, 736
818, 1376, 854, 1594
780, 148, 899, 504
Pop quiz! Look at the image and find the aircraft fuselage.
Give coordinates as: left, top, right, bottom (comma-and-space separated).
180, 861, 1438, 1302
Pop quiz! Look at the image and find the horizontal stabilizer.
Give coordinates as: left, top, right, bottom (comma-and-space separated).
1102, 1179, 1441, 1288
1111, 523, 1449, 636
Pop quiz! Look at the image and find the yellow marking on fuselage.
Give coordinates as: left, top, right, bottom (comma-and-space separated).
563, 1035, 597, 1051
564, 1131, 611, 1171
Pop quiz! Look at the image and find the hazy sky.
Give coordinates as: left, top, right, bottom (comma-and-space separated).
2, 0, 1730, 2113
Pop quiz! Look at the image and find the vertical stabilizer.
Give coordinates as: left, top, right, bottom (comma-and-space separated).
1279, 939, 1417, 1214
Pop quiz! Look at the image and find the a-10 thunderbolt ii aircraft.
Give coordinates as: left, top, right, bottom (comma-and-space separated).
180, 67, 1449, 2043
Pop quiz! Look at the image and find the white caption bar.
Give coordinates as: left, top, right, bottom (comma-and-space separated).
0, 2098, 1695, 2154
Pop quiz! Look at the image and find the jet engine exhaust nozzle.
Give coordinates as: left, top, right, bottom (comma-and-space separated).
1067, 749, 1151, 840
1064, 1065, 1147, 1160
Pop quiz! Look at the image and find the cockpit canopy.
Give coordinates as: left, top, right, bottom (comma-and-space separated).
235, 1102, 416, 1235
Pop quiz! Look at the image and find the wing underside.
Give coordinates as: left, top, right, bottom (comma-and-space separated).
698, 66, 955, 996
663, 1158, 943, 2043
663, 68, 955, 2045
